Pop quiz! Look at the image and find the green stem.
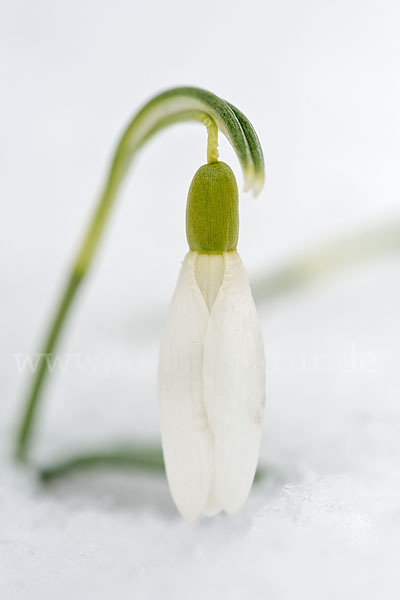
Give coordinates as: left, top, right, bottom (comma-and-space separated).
203, 115, 219, 163
15, 273, 82, 460
15, 87, 265, 462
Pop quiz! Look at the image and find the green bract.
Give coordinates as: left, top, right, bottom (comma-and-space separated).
121, 87, 265, 196
186, 162, 239, 253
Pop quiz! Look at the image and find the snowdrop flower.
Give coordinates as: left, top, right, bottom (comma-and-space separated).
16, 87, 266, 504
159, 161, 266, 519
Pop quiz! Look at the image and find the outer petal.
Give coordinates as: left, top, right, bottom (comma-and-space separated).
203, 251, 266, 515
158, 251, 213, 519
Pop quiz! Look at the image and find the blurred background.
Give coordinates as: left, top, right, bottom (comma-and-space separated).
1, 0, 400, 598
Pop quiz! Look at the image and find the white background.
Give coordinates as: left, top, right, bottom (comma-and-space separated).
1, 1, 400, 598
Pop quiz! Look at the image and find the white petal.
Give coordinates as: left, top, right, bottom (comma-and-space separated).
203, 251, 266, 515
202, 491, 222, 517
158, 251, 213, 519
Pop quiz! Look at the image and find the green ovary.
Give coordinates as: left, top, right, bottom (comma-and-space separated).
186, 161, 239, 254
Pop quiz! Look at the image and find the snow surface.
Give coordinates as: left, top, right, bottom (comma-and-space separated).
2, 1, 400, 598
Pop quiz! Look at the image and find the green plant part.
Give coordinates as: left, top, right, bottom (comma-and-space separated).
186, 161, 239, 254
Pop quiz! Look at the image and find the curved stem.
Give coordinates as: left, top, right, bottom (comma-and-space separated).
15, 87, 265, 462
15, 273, 82, 460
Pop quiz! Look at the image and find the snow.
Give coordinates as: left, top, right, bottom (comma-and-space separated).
2, 1, 400, 598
